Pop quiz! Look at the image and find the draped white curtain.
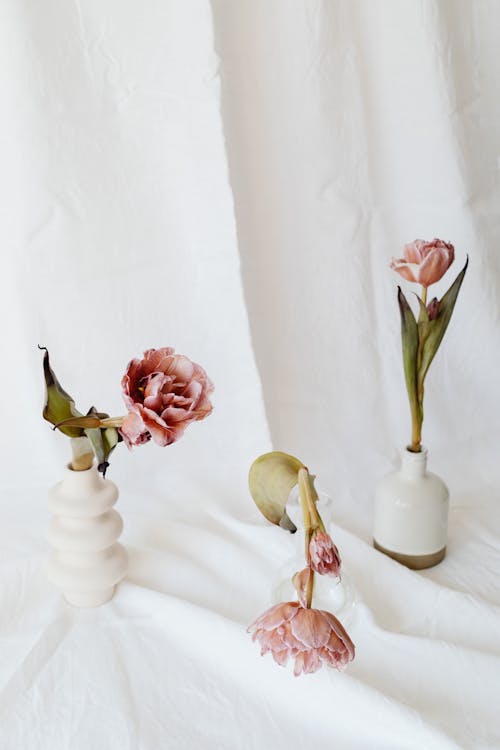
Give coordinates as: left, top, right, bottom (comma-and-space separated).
1, 2, 499, 749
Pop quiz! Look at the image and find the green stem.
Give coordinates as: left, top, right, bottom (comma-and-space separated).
410, 411, 422, 452
410, 287, 427, 452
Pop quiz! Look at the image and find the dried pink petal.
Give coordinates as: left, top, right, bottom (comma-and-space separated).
248, 601, 355, 676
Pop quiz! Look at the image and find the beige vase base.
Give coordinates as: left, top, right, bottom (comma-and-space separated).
373, 539, 446, 570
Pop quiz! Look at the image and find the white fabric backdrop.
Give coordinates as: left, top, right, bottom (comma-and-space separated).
1, 1, 500, 749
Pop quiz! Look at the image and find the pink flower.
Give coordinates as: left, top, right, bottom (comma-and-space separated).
390, 238, 455, 287
309, 530, 342, 578
248, 601, 355, 676
120, 347, 213, 447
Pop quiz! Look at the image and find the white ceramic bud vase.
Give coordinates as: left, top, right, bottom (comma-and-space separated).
47, 464, 128, 607
373, 448, 449, 570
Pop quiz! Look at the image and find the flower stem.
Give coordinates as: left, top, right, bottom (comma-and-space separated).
305, 568, 314, 609
99, 417, 125, 428
298, 469, 312, 563
298, 467, 317, 608
70, 437, 94, 471
410, 423, 422, 453
298, 468, 324, 529
409, 287, 426, 452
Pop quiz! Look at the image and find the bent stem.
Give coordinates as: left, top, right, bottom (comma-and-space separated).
298, 467, 319, 608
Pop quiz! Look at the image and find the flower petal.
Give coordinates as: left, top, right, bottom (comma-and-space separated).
418, 247, 453, 287
403, 240, 426, 263
290, 608, 331, 649
389, 259, 419, 283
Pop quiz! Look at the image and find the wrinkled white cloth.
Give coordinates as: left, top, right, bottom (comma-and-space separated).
1, 0, 500, 748
1, 476, 500, 750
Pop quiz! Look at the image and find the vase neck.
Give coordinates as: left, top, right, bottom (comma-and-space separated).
400, 448, 428, 479
62, 464, 102, 492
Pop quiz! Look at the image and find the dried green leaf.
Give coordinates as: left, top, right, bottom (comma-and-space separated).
417, 258, 468, 389
54, 415, 102, 430
40, 347, 84, 438
84, 407, 120, 477
248, 451, 306, 533
397, 287, 419, 411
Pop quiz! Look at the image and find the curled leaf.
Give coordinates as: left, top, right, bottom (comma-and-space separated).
248, 451, 306, 533
53, 415, 102, 430
40, 347, 84, 438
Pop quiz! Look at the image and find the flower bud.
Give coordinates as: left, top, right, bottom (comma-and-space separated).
427, 297, 440, 321
309, 530, 341, 578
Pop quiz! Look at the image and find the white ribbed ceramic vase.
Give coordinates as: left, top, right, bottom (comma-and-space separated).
373, 448, 449, 569
47, 464, 128, 607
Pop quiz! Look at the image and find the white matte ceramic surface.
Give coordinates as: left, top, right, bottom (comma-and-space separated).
373, 448, 449, 556
47, 465, 128, 607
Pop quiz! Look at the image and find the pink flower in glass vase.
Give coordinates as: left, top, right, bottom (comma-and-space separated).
120, 347, 213, 447
390, 238, 454, 287
309, 530, 342, 578
248, 601, 355, 676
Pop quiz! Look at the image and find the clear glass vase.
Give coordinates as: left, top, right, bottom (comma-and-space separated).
271, 487, 356, 625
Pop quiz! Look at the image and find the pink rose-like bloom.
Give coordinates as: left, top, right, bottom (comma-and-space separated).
309, 530, 342, 578
390, 238, 455, 287
248, 601, 355, 676
120, 347, 213, 448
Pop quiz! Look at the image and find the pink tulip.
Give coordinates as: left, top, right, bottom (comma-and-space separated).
120, 347, 213, 448
309, 530, 342, 578
248, 601, 355, 676
390, 238, 454, 287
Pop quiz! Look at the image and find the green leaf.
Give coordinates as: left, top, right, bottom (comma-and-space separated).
417, 258, 468, 388
397, 287, 419, 413
84, 407, 120, 477
248, 451, 306, 533
40, 347, 84, 438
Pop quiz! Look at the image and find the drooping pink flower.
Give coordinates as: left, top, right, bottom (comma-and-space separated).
248, 601, 355, 676
120, 347, 213, 448
309, 530, 342, 578
390, 238, 454, 287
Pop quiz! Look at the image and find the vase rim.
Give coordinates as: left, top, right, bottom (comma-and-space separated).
65, 462, 96, 474
403, 446, 428, 459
